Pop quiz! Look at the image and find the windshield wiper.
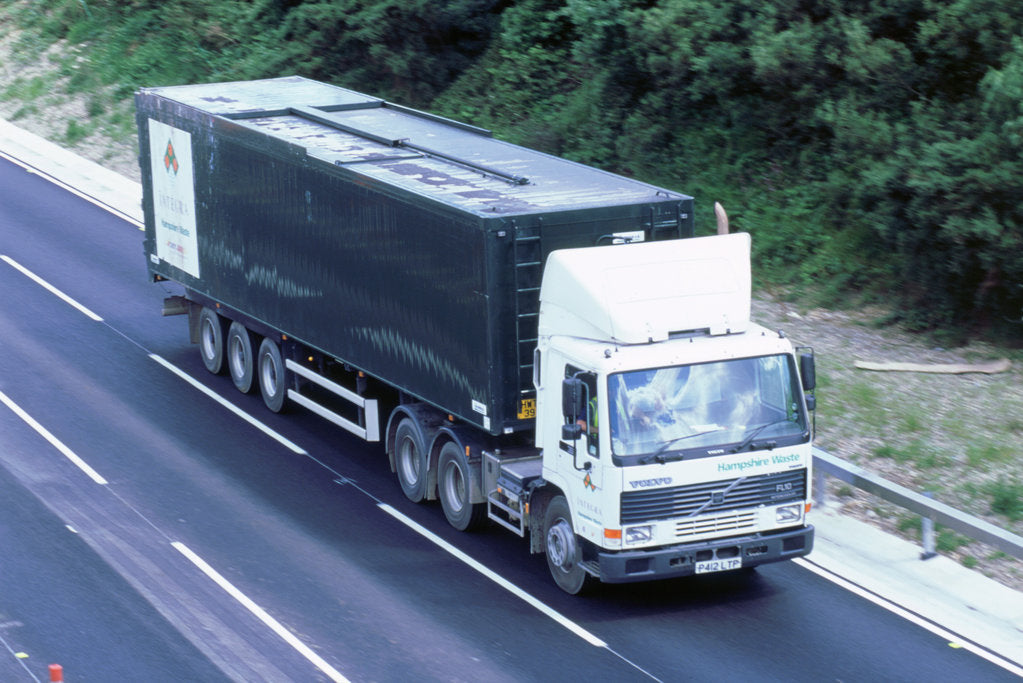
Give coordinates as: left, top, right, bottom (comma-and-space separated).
730, 419, 795, 454
639, 429, 720, 465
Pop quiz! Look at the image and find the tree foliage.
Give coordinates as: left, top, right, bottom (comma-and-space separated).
258, 0, 505, 104
438, 0, 1023, 337
13, 0, 1023, 338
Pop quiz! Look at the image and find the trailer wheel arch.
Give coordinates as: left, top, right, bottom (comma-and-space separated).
384, 405, 419, 472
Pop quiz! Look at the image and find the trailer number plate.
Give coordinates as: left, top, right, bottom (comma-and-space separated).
517, 398, 536, 420
695, 558, 742, 574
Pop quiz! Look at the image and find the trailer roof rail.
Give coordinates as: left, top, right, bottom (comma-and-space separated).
382, 102, 494, 138
290, 105, 406, 147
287, 105, 526, 184
402, 141, 530, 186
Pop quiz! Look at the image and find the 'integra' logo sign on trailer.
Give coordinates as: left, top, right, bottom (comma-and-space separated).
148, 119, 199, 278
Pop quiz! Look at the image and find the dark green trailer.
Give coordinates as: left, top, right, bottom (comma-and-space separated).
137, 77, 817, 594
136, 76, 693, 437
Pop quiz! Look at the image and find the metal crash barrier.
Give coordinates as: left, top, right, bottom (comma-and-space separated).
812, 447, 1023, 561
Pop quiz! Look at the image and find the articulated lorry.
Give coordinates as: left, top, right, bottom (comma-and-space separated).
136, 76, 816, 593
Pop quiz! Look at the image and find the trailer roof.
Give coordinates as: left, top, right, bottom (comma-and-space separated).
140, 76, 690, 217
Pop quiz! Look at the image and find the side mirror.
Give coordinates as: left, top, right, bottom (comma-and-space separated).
799, 352, 816, 392
562, 377, 585, 421
561, 423, 583, 441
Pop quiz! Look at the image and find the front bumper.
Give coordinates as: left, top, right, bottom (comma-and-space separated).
596, 525, 814, 584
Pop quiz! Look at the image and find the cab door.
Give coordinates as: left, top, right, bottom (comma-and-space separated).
560, 365, 603, 494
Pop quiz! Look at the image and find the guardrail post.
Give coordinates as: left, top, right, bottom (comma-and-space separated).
814, 467, 826, 507
920, 491, 938, 560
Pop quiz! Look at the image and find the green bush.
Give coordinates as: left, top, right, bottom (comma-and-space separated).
988, 478, 1023, 521
64, 119, 89, 145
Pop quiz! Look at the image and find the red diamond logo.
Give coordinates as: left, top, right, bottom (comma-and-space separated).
163, 141, 179, 175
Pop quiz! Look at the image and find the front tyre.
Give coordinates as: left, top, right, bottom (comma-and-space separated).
543, 495, 594, 595
438, 441, 486, 531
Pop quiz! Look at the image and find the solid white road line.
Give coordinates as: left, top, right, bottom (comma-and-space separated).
0, 388, 109, 485
172, 542, 350, 683
1, 254, 103, 321
378, 503, 609, 649
0, 254, 305, 458
794, 558, 1023, 678
0, 149, 144, 229
148, 354, 307, 455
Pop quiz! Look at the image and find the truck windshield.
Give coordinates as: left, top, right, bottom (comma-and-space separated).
608, 355, 808, 463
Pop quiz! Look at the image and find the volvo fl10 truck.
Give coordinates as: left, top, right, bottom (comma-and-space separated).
137, 76, 816, 593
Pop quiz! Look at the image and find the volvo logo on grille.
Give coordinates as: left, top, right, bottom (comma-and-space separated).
629, 477, 673, 489
711, 490, 726, 504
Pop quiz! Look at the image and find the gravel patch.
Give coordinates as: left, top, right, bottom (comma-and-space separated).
755, 294, 1022, 589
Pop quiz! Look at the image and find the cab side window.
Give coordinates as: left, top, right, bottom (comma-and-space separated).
566, 365, 598, 455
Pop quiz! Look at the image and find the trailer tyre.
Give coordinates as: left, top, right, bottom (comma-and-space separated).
227, 322, 256, 394
257, 337, 288, 413
394, 418, 428, 503
544, 496, 593, 595
438, 441, 486, 532
198, 307, 227, 375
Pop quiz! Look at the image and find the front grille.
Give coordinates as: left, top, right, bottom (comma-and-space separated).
676, 511, 758, 537
621, 469, 806, 525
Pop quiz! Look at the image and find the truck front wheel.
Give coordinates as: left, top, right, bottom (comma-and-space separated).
227, 322, 256, 393
198, 307, 226, 374
394, 418, 428, 503
438, 441, 486, 531
257, 337, 288, 413
544, 496, 594, 595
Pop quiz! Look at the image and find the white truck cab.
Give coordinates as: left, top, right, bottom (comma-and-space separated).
530, 233, 815, 592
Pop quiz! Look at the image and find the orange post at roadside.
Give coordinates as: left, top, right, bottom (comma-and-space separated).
49, 663, 63, 682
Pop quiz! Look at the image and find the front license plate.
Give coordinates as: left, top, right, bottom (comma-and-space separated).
695, 558, 742, 574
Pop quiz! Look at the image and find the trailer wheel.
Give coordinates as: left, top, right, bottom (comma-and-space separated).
394, 418, 428, 503
438, 441, 486, 531
198, 307, 227, 374
544, 496, 593, 595
227, 322, 256, 393
257, 337, 288, 413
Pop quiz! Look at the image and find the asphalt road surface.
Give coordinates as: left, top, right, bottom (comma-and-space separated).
0, 156, 1017, 682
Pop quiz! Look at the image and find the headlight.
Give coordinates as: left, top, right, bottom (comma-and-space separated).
625, 525, 653, 545
776, 503, 802, 523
